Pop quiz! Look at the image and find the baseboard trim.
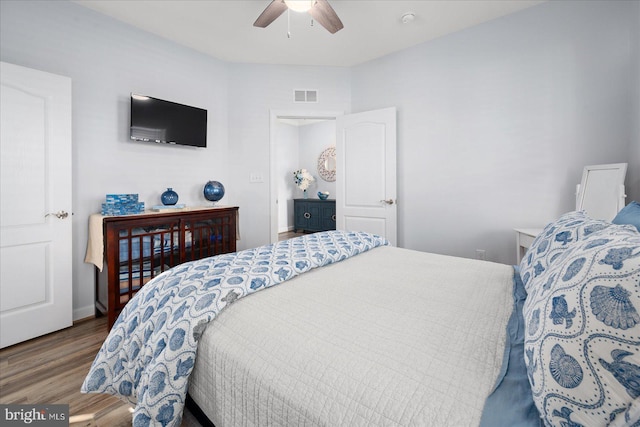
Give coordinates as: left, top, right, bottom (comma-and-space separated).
73, 305, 95, 321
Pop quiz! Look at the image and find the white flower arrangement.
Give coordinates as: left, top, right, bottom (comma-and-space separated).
293, 168, 315, 191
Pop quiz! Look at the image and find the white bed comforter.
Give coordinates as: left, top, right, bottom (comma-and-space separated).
190, 245, 515, 426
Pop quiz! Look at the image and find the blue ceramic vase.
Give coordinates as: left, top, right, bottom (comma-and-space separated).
161, 188, 179, 205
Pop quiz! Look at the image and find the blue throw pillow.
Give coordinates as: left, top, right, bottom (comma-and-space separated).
612, 201, 640, 231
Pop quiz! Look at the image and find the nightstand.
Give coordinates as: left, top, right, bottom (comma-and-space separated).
514, 228, 543, 264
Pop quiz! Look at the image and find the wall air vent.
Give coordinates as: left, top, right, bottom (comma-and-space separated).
294, 90, 318, 103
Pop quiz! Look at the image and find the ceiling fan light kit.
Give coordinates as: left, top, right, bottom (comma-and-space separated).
284, 1, 314, 13
254, 0, 344, 34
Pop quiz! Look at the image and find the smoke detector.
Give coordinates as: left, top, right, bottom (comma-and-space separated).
401, 12, 416, 24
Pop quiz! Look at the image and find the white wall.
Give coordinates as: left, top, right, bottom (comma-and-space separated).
628, 1, 640, 203
351, 0, 639, 264
299, 121, 337, 198
275, 122, 299, 232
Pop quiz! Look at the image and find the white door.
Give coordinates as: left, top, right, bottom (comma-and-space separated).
0, 62, 72, 348
336, 107, 397, 245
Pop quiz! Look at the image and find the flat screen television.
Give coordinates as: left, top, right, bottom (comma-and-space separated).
130, 94, 207, 148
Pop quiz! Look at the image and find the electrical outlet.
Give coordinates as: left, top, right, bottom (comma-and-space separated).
475, 249, 486, 261
249, 173, 264, 183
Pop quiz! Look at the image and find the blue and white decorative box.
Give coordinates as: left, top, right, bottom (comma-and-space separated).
101, 194, 145, 216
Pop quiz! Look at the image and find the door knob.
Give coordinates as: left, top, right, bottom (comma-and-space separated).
45, 210, 69, 219
380, 199, 394, 205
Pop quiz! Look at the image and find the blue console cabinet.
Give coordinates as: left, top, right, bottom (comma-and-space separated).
293, 199, 336, 233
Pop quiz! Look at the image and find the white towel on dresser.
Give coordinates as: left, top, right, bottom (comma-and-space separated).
84, 213, 105, 271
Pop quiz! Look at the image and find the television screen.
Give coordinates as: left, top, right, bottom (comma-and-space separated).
130, 94, 207, 148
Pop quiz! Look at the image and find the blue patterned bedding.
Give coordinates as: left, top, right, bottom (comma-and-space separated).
520, 211, 640, 426
81, 230, 388, 427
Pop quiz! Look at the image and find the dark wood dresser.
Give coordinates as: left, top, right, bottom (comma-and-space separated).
94, 206, 238, 328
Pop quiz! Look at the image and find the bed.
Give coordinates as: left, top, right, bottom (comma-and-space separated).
189, 244, 514, 427
82, 207, 640, 427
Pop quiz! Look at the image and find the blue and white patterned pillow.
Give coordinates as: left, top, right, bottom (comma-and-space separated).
521, 212, 640, 426
519, 211, 613, 295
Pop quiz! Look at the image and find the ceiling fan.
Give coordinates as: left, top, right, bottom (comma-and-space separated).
254, 0, 344, 34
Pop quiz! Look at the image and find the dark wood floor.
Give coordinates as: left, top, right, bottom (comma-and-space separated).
0, 316, 201, 426
279, 230, 305, 241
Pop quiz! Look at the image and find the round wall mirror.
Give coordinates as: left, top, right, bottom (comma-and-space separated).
317, 146, 336, 182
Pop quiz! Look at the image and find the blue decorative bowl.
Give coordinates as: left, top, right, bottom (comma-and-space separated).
204, 181, 225, 203
317, 191, 329, 200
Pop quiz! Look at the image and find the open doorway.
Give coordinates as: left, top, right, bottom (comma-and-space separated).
269, 110, 343, 243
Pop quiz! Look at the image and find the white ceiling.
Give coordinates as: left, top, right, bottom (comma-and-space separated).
73, 0, 545, 67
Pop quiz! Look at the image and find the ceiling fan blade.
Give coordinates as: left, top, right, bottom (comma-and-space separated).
254, 0, 288, 28
308, 0, 344, 34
